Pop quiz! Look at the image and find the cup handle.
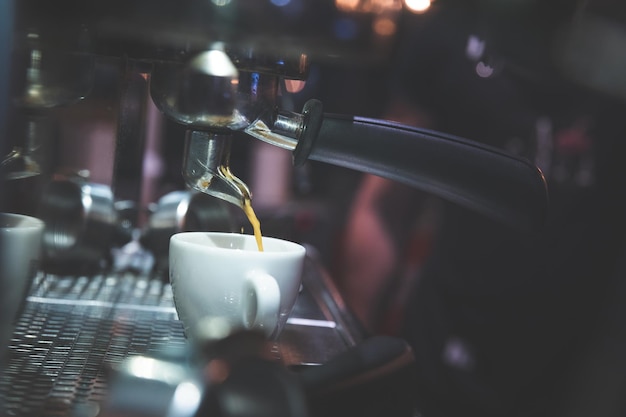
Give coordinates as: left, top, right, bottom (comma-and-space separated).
244, 271, 281, 334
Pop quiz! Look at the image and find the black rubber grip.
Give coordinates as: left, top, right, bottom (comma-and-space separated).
307, 113, 548, 231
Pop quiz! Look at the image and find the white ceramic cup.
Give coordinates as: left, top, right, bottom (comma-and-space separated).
0, 213, 44, 358
169, 232, 306, 340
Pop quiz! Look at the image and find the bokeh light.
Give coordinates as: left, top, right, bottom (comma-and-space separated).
284, 79, 306, 93
336, 0, 360, 12
373, 17, 397, 36
404, 0, 431, 14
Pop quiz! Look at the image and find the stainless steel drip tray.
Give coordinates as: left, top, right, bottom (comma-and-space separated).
0, 255, 362, 417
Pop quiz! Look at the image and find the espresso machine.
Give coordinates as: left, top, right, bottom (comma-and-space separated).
0, 0, 548, 225
0, 1, 550, 416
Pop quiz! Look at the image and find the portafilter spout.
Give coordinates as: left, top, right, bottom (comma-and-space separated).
182, 130, 251, 209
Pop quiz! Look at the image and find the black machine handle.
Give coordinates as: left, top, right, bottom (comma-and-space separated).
295, 109, 548, 231
295, 335, 417, 417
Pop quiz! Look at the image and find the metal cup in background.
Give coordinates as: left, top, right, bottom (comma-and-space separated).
140, 190, 238, 272
39, 174, 119, 275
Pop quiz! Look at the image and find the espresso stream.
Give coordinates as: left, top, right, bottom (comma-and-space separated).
202, 164, 264, 252
243, 197, 264, 252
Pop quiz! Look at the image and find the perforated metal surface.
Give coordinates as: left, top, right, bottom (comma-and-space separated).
0, 258, 360, 417
0, 273, 184, 417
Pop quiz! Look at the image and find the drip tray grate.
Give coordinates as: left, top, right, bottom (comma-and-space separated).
0, 260, 360, 417
1, 273, 185, 417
